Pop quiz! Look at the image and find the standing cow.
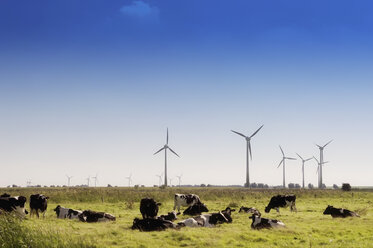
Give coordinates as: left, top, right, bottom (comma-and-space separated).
140, 198, 161, 219
174, 194, 201, 213
265, 195, 296, 213
30, 194, 49, 218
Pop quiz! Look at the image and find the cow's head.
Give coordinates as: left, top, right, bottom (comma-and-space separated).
264, 206, 271, 213
54, 205, 61, 212
323, 205, 333, 215
167, 211, 178, 221
239, 206, 246, 213
132, 218, 141, 230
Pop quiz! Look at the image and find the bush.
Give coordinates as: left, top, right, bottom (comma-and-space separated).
308, 183, 314, 189
342, 183, 352, 191
333, 184, 339, 189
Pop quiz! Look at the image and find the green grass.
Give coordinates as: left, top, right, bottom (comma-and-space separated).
1, 187, 373, 248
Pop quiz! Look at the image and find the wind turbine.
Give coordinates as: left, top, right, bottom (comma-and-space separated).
66, 175, 73, 187
86, 176, 90, 187
156, 173, 163, 186
313, 156, 329, 188
231, 125, 264, 187
154, 128, 180, 187
316, 140, 332, 189
126, 174, 133, 187
277, 146, 296, 188
26, 180, 32, 187
296, 154, 313, 189
169, 177, 173, 187
92, 174, 98, 187
176, 174, 183, 187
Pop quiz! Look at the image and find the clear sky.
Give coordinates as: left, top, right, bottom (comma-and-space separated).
1, 0, 372, 187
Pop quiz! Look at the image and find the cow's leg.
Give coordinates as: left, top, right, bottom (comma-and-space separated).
36, 210, 40, 218
276, 208, 279, 213
293, 203, 297, 212
30, 209, 33, 217
43, 211, 46, 218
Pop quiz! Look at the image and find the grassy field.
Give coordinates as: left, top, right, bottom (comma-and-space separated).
1, 187, 372, 248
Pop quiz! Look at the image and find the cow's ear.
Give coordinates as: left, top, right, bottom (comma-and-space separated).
46, 197, 50, 199
157, 203, 162, 206
231, 209, 236, 212
177, 212, 181, 215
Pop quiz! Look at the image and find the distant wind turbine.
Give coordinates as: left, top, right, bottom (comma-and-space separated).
176, 174, 183, 187
154, 128, 180, 187
231, 125, 264, 188
277, 146, 296, 188
66, 175, 73, 187
169, 177, 173, 187
313, 156, 329, 187
86, 176, 90, 187
316, 140, 332, 189
296, 153, 313, 188
126, 174, 133, 187
92, 174, 98, 187
156, 173, 163, 186
26, 180, 32, 187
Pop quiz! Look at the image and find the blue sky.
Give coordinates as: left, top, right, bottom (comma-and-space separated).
0, 0, 373, 187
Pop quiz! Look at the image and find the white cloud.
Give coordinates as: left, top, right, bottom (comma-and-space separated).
120, 1, 159, 19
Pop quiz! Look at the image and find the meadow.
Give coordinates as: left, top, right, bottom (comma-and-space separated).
1, 187, 372, 248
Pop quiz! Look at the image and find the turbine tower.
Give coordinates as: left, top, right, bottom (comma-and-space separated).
154, 128, 180, 187
313, 156, 329, 188
231, 125, 264, 187
86, 176, 90, 187
296, 153, 313, 188
66, 175, 73, 187
156, 174, 163, 186
176, 174, 183, 187
92, 174, 98, 187
277, 146, 296, 188
316, 140, 332, 188
126, 174, 133, 187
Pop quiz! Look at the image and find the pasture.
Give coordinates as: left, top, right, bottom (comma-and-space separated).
1, 187, 373, 248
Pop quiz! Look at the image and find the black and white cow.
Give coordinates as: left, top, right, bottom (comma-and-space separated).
174, 194, 201, 213
0, 195, 28, 217
265, 195, 296, 213
78, 210, 116, 223
159, 211, 178, 221
323, 205, 360, 218
54, 205, 82, 219
221, 207, 236, 223
183, 202, 209, 216
239, 206, 261, 216
132, 218, 178, 231
249, 214, 285, 229
140, 198, 161, 219
30, 194, 49, 218
178, 212, 229, 228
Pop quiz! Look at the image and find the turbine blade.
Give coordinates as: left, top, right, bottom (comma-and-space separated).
154, 147, 165, 155
249, 125, 264, 138
285, 157, 297, 160
279, 146, 285, 156
296, 153, 304, 160
316, 144, 322, 149
231, 130, 246, 138
305, 157, 313, 162
323, 140, 333, 148
166, 128, 169, 145
168, 147, 180, 157
313, 156, 319, 164
248, 141, 252, 160
316, 165, 319, 174
277, 159, 284, 168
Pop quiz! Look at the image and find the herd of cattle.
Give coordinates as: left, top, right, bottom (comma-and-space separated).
0, 192, 360, 231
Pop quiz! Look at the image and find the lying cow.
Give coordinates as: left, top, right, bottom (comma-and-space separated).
183, 202, 209, 216
132, 218, 178, 231
221, 207, 235, 223
250, 214, 285, 229
54, 205, 82, 219
140, 198, 161, 219
0, 195, 28, 217
78, 210, 116, 223
239, 206, 261, 216
159, 211, 178, 221
178, 212, 229, 228
174, 194, 201, 213
265, 195, 296, 213
323, 205, 360, 218
30, 194, 49, 218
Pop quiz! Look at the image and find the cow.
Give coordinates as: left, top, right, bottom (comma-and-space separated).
0, 195, 28, 217
78, 210, 116, 223
221, 207, 236, 223
265, 195, 296, 213
239, 206, 261, 216
249, 214, 285, 229
183, 202, 209, 216
178, 212, 229, 228
159, 211, 178, 221
54, 205, 82, 219
140, 198, 161, 219
174, 194, 201, 213
132, 218, 178, 231
30, 194, 49, 218
323, 205, 360, 218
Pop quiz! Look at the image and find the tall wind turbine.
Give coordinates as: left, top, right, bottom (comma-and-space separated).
296, 154, 313, 188
126, 174, 133, 187
86, 176, 90, 187
66, 175, 73, 187
176, 174, 183, 187
154, 128, 180, 187
26, 180, 32, 187
277, 146, 296, 188
156, 174, 163, 186
231, 125, 264, 187
316, 140, 332, 188
169, 177, 173, 187
313, 156, 329, 188
92, 174, 98, 187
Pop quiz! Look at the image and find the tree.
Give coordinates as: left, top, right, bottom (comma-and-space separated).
308, 183, 314, 189
342, 183, 351, 191
333, 184, 339, 189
